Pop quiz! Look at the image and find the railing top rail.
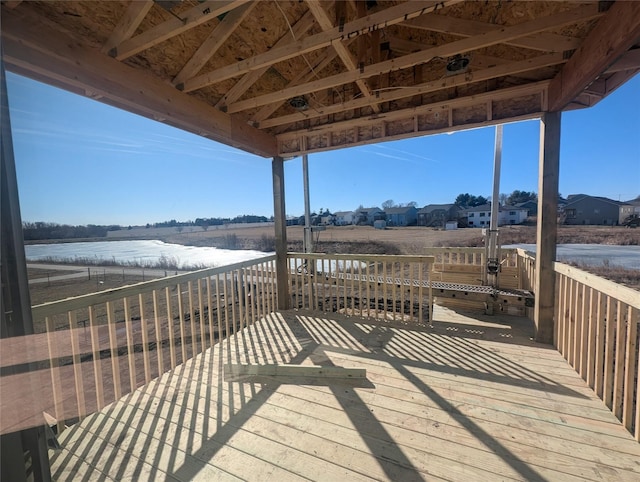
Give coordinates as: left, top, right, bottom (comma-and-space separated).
287, 252, 435, 264
515, 248, 536, 260
423, 246, 517, 253
553, 261, 640, 310
32, 254, 276, 319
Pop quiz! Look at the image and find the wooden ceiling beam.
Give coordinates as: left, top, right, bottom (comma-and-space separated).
1, 8, 277, 157
251, 40, 352, 123
179, 0, 462, 93
305, 0, 380, 114
259, 53, 565, 129
277, 82, 549, 155
215, 9, 316, 110
548, 1, 640, 112
403, 10, 587, 52
277, 81, 549, 140
227, 5, 600, 115
172, 2, 255, 86
111, 0, 249, 60
102, 0, 154, 54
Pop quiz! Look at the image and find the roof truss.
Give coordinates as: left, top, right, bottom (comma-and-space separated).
1, 0, 638, 158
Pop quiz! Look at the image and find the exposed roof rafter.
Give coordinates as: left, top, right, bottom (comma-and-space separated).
178, 0, 462, 93
227, 5, 601, 115
112, 0, 249, 60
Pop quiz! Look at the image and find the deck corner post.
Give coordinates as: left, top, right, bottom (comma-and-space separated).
534, 111, 561, 344
272, 156, 290, 310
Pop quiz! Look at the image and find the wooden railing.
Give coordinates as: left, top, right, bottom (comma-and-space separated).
515, 248, 640, 441
554, 262, 640, 441
288, 253, 434, 324
29, 255, 276, 433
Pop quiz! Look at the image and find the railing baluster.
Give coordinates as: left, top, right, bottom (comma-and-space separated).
374, 261, 379, 320
604, 296, 615, 409
88, 306, 104, 411
223, 272, 230, 340
575, 283, 585, 377
555, 274, 564, 351
307, 255, 314, 311
198, 279, 206, 350
165, 286, 177, 370
594, 291, 606, 398
613, 301, 627, 420
271, 259, 277, 312
123, 297, 136, 391
392, 261, 397, 322
586, 287, 596, 388
215, 273, 223, 343
45, 316, 65, 433
259, 263, 265, 319
106, 301, 121, 401
66, 310, 87, 423
622, 306, 638, 433
248, 266, 254, 324
187, 281, 197, 356
153, 289, 164, 377
232, 270, 239, 333
176, 283, 187, 363
206, 276, 215, 348
139, 293, 151, 385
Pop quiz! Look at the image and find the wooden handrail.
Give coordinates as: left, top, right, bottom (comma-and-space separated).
32, 254, 276, 319
553, 262, 640, 309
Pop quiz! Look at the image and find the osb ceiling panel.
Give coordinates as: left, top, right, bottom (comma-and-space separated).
2, 0, 639, 157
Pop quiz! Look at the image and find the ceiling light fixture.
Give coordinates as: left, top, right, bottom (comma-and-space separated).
289, 96, 309, 111
446, 55, 470, 74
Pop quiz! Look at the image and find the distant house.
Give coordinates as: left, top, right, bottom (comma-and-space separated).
563, 194, 633, 225
384, 206, 417, 226
334, 211, 355, 226
417, 204, 461, 227
624, 198, 640, 219
464, 203, 528, 227
355, 207, 384, 225
515, 200, 538, 217
320, 212, 335, 226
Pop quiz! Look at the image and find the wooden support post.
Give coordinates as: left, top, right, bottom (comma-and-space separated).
534, 112, 561, 344
272, 156, 290, 310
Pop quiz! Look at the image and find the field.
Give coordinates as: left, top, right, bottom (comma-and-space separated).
155, 224, 639, 251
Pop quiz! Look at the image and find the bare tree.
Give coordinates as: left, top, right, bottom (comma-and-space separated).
382, 199, 395, 209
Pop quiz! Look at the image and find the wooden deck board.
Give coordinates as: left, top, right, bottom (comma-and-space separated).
51, 306, 640, 481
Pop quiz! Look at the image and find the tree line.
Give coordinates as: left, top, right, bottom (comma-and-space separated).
23, 214, 273, 241
22, 222, 116, 241
453, 190, 537, 208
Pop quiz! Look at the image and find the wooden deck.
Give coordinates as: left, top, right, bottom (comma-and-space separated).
49, 306, 640, 481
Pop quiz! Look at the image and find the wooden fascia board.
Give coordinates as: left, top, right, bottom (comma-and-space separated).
1, 9, 277, 158
279, 112, 542, 157
172, 1, 256, 86
548, 1, 640, 112
277, 81, 549, 141
227, 5, 598, 115
112, 0, 249, 60
403, 10, 587, 52
258, 53, 565, 129
179, 0, 462, 92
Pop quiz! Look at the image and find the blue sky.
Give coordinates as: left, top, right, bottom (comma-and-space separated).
7, 72, 639, 226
